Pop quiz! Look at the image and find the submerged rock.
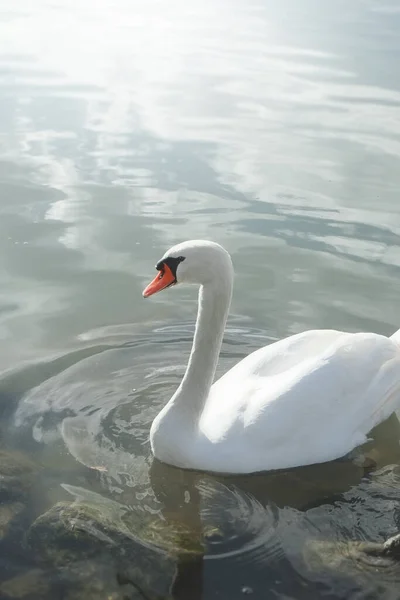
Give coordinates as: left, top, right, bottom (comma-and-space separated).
382, 533, 400, 560
0, 450, 39, 502
61, 482, 205, 557
0, 502, 25, 541
0, 562, 148, 600
0, 569, 50, 600
0, 450, 38, 551
27, 500, 176, 599
303, 533, 400, 576
27, 501, 121, 564
60, 560, 154, 600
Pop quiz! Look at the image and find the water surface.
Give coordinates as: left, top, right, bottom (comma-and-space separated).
1, 0, 400, 598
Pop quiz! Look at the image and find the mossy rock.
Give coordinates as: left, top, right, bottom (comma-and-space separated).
0, 450, 39, 502
303, 533, 400, 577
0, 569, 50, 600
57, 560, 151, 600
58, 481, 205, 557
0, 451, 37, 478
27, 501, 175, 599
0, 502, 25, 542
0, 562, 149, 600
124, 510, 205, 557
26, 501, 118, 563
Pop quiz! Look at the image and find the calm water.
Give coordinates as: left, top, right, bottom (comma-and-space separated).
1, 0, 400, 598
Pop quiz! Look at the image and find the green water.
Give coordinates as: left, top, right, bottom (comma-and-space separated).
1, 0, 400, 598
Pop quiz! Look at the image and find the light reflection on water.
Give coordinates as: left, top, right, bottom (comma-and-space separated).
0, 0, 400, 598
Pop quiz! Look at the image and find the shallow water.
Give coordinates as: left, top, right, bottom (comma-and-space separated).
1, 0, 400, 598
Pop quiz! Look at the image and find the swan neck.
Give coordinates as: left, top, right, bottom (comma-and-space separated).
175, 276, 232, 416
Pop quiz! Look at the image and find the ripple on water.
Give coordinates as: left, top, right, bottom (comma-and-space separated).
3, 323, 285, 561
199, 479, 283, 565
281, 465, 400, 598
3, 323, 400, 599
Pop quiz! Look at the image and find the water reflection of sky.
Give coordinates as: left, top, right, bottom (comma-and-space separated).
0, 0, 400, 368
1, 6, 400, 597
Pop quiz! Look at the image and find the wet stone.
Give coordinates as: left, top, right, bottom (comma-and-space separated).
383, 533, 400, 560
0, 502, 25, 541
27, 501, 118, 564
27, 501, 175, 599
0, 450, 39, 502
303, 534, 400, 577
0, 450, 38, 478
58, 560, 149, 600
0, 562, 147, 600
0, 569, 50, 600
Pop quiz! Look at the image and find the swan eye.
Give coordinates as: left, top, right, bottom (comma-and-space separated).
156, 255, 186, 280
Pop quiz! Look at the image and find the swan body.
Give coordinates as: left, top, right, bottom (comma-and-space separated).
143, 240, 400, 474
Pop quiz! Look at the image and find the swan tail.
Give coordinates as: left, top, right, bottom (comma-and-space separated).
390, 329, 400, 346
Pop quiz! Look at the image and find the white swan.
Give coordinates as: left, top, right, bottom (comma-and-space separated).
142, 240, 400, 474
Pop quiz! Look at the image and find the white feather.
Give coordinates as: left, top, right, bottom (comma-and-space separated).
145, 241, 400, 474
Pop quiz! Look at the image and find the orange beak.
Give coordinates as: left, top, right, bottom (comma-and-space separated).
143, 264, 176, 298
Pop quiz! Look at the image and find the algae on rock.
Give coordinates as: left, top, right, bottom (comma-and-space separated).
0, 569, 50, 600
0, 502, 25, 541
0, 450, 39, 502
27, 500, 176, 599
303, 534, 400, 578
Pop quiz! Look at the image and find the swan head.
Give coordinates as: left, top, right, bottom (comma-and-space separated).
142, 240, 233, 298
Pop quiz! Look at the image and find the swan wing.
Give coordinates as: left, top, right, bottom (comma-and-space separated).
199, 330, 400, 472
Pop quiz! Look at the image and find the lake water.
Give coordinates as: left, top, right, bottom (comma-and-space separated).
1, 0, 400, 598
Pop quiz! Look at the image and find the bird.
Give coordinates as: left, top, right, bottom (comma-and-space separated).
142, 239, 400, 474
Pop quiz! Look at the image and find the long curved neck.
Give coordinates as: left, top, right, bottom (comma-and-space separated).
171, 272, 233, 421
